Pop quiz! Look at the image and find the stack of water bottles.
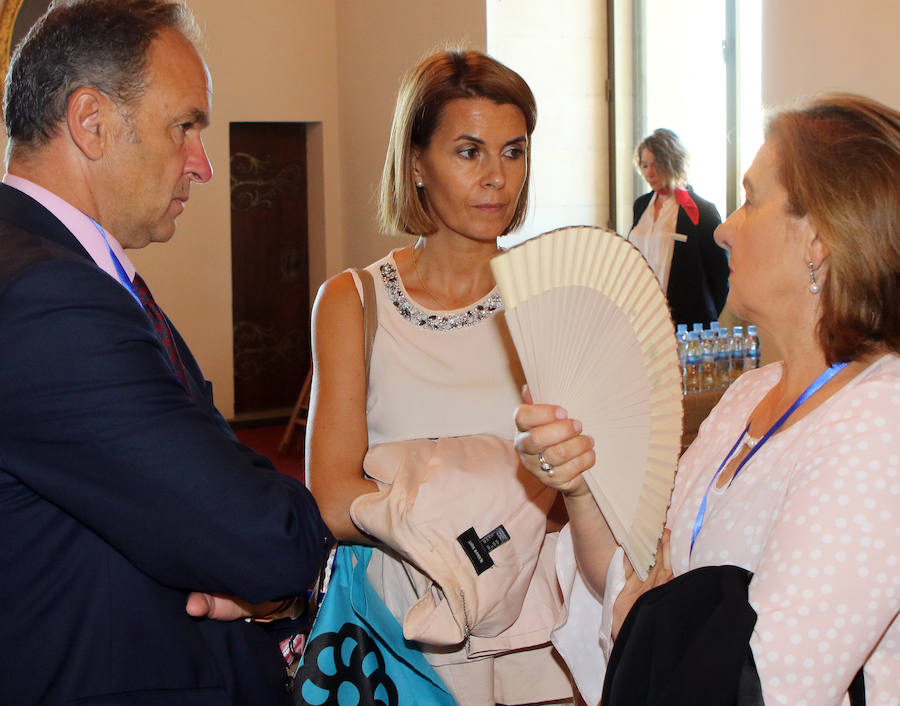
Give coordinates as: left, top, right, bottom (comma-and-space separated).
676, 322, 760, 394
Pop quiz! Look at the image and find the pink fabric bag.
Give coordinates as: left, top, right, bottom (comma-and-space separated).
350, 434, 561, 652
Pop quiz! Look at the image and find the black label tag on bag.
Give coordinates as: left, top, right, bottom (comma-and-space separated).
457, 525, 510, 575
481, 525, 510, 552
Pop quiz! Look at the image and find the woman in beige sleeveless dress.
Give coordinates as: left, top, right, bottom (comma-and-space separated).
305, 50, 573, 705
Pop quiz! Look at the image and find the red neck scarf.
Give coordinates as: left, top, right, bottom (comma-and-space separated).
656, 187, 699, 226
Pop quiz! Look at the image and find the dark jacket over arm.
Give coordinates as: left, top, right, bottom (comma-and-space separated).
0, 184, 330, 705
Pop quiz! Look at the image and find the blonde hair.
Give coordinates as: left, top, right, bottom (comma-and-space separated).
766, 93, 900, 361
378, 49, 536, 236
633, 128, 689, 187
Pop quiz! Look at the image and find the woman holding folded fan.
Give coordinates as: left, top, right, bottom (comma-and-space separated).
515, 94, 900, 705
304, 49, 573, 705
629, 128, 729, 326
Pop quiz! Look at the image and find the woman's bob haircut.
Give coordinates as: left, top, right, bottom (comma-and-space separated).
378, 49, 537, 237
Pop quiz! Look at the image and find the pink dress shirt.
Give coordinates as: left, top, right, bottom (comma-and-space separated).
2, 173, 136, 285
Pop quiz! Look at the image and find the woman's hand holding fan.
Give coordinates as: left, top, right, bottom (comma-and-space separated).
493, 226, 683, 580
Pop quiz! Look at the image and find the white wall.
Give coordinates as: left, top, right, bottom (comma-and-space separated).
763, 0, 900, 110
126, 0, 345, 418
335, 0, 487, 269
747, 0, 900, 364
488, 0, 610, 245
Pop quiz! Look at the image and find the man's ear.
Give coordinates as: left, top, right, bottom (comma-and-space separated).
66, 87, 112, 160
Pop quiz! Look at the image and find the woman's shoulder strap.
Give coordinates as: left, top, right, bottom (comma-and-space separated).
353, 267, 377, 388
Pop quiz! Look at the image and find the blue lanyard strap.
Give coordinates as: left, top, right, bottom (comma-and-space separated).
89, 218, 142, 308
689, 361, 848, 556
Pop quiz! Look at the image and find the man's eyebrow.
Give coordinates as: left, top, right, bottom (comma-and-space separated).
180, 108, 210, 128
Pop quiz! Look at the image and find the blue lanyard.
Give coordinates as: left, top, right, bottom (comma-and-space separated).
89, 218, 142, 308
689, 362, 848, 556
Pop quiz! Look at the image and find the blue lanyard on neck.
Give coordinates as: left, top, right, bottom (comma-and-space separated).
89, 218, 142, 308
689, 361, 848, 556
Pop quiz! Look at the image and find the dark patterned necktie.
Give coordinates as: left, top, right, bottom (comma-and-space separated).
132, 273, 190, 393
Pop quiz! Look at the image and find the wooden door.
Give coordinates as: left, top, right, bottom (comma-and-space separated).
229, 122, 309, 416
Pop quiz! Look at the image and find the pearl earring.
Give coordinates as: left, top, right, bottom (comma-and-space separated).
807, 260, 820, 294
416, 181, 424, 188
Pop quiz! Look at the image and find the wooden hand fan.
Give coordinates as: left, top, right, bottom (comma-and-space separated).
491, 225, 683, 580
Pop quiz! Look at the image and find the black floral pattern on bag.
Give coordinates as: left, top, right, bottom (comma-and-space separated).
295, 622, 399, 706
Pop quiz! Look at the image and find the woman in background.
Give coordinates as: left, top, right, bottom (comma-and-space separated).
517, 94, 900, 703
306, 50, 573, 705
630, 128, 729, 326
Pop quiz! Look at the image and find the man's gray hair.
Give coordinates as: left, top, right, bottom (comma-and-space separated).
4, 0, 199, 151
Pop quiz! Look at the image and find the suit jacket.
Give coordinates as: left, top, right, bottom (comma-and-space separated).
0, 183, 330, 705
601, 565, 866, 706
631, 188, 729, 326
602, 565, 763, 706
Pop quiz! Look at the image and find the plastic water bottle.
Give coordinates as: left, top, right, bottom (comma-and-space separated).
744, 325, 760, 371
700, 329, 716, 391
715, 326, 731, 389
684, 330, 701, 393
676, 324, 688, 390
730, 326, 745, 383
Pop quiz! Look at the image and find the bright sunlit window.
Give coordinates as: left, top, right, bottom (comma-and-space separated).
641, 0, 762, 219
643, 2, 726, 214
738, 0, 763, 193
486, 0, 761, 241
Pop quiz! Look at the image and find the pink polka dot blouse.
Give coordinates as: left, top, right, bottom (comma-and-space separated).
668, 354, 900, 705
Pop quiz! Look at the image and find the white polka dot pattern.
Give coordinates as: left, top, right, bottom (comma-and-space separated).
667, 354, 900, 705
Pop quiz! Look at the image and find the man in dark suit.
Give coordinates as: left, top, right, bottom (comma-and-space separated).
0, 2, 329, 704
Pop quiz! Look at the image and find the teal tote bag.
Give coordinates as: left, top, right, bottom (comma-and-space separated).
294, 544, 456, 706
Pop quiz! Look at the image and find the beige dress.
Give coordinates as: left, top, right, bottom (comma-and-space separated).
351, 251, 574, 705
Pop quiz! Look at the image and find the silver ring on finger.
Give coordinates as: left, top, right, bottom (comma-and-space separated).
538, 452, 555, 477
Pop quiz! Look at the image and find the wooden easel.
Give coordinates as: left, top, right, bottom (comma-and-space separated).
278, 368, 312, 455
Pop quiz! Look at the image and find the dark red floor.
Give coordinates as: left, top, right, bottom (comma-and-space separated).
232, 423, 305, 483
